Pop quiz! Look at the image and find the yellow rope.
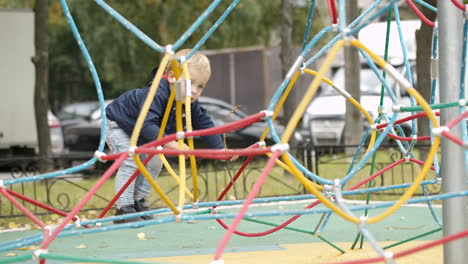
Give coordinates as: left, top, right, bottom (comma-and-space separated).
280, 38, 440, 224
159, 154, 193, 198
130, 53, 171, 147
172, 60, 187, 211
134, 154, 180, 214
182, 62, 200, 203
347, 97, 376, 154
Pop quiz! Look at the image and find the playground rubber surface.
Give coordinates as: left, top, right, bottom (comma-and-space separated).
0, 202, 443, 264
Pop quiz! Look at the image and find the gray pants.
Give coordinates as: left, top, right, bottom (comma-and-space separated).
106, 120, 163, 208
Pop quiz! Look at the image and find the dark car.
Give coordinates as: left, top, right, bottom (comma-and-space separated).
57, 101, 101, 131
63, 97, 300, 152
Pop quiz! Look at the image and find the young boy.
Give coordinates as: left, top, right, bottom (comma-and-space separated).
105, 49, 224, 223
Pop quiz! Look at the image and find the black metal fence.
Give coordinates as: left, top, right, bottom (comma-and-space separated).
0, 145, 441, 221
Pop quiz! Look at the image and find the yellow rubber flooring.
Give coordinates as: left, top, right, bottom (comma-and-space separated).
142, 241, 442, 264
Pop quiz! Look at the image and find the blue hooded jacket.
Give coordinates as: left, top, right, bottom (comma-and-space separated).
106, 77, 224, 149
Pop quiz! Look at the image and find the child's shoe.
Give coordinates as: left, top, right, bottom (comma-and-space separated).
134, 198, 154, 220
113, 205, 144, 224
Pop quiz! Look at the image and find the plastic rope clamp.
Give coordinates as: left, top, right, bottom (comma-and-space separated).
358, 215, 368, 231
332, 23, 338, 32
33, 249, 48, 260
459, 99, 466, 107
176, 131, 185, 140
370, 124, 378, 131
342, 29, 352, 45
271, 144, 289, 154
432, 126, 449, 136
404, 156, 410, 162
156, 146, 163, 151
436, 177, 442, 184
44, 225, 52, 236
94, 151, 107, 163
192, 201, 199, 209
128, 146, 137, 157
299, 62, 306, 74
211, 208, 218, 214
286, 56, 304, 80
74, 215, 81, 228
209, 260, 224, 264
384, 251, 395, 264
463, 141, 468, 149
179, 55, 187, 63
165, 44, 174, 55
261, 110, 274, 119
175, 80, 184, 101
175, 213, 182, 223
186, 130, 193, 139
257, 141, 266, 147
392, 104, 403, 113
95, 222, 102, 228
0, 179, 4, 188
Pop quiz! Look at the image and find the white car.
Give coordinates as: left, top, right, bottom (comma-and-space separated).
303, 64, 414, 146
302, 20, 421, 147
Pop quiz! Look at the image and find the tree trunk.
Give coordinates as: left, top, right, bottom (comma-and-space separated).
33, 0, 53, 172
280, 0, 299, 156
416, 0, 437, 161
344, 1, 362, 156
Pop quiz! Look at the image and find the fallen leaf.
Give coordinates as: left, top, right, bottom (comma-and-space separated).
5, 253, 16, 257
75, 244, 87, 249
136, 232, 146, 240
8, 222, 18, 229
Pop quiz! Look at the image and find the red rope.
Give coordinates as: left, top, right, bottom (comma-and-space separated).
376, 112, 440, 130
441, 130, 464, 146
450, 0, 466, 11
445, 110, 468, 129
326, 0, 338, 25
98, 153, 155, 219
328, 230, 468, 264
213, 150, 282, 261
136, 147, 272, 158
0, 188, 46, 229
41, 153, 128, 250
405, 0, 435, 27
5, 189, 78, 221
383, 131, 431, 141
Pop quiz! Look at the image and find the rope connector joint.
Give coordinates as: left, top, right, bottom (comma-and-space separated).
432, 126, 449, 137
128, 146, 137, 157
271, 144, 289, 154
33, 249, 48, 260
94, 151, 107, 163
176, 131, 185, 140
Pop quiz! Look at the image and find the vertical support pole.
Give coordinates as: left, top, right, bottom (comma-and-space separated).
438, 2, 468, 264
229, 53, 236, 106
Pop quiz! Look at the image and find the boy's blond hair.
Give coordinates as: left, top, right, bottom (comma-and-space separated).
165, 49, 211, 76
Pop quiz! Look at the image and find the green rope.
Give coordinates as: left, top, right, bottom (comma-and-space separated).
383, 227, 442, 249
0, 254, 32, 264
243, 217, 345, 254
400, 101, 460, 112
40, 253, 167, 263
380, 8, 393, 106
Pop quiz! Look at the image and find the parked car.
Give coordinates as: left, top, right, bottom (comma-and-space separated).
62, 97, 301, 152
302, 63, 413, 147
58, 100, 111, 152
301, 20, 421, 147
48, 111, 65, 154
57, 101, 102, 132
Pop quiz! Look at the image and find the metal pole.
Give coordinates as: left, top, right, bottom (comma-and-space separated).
438, 2, 468, 264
